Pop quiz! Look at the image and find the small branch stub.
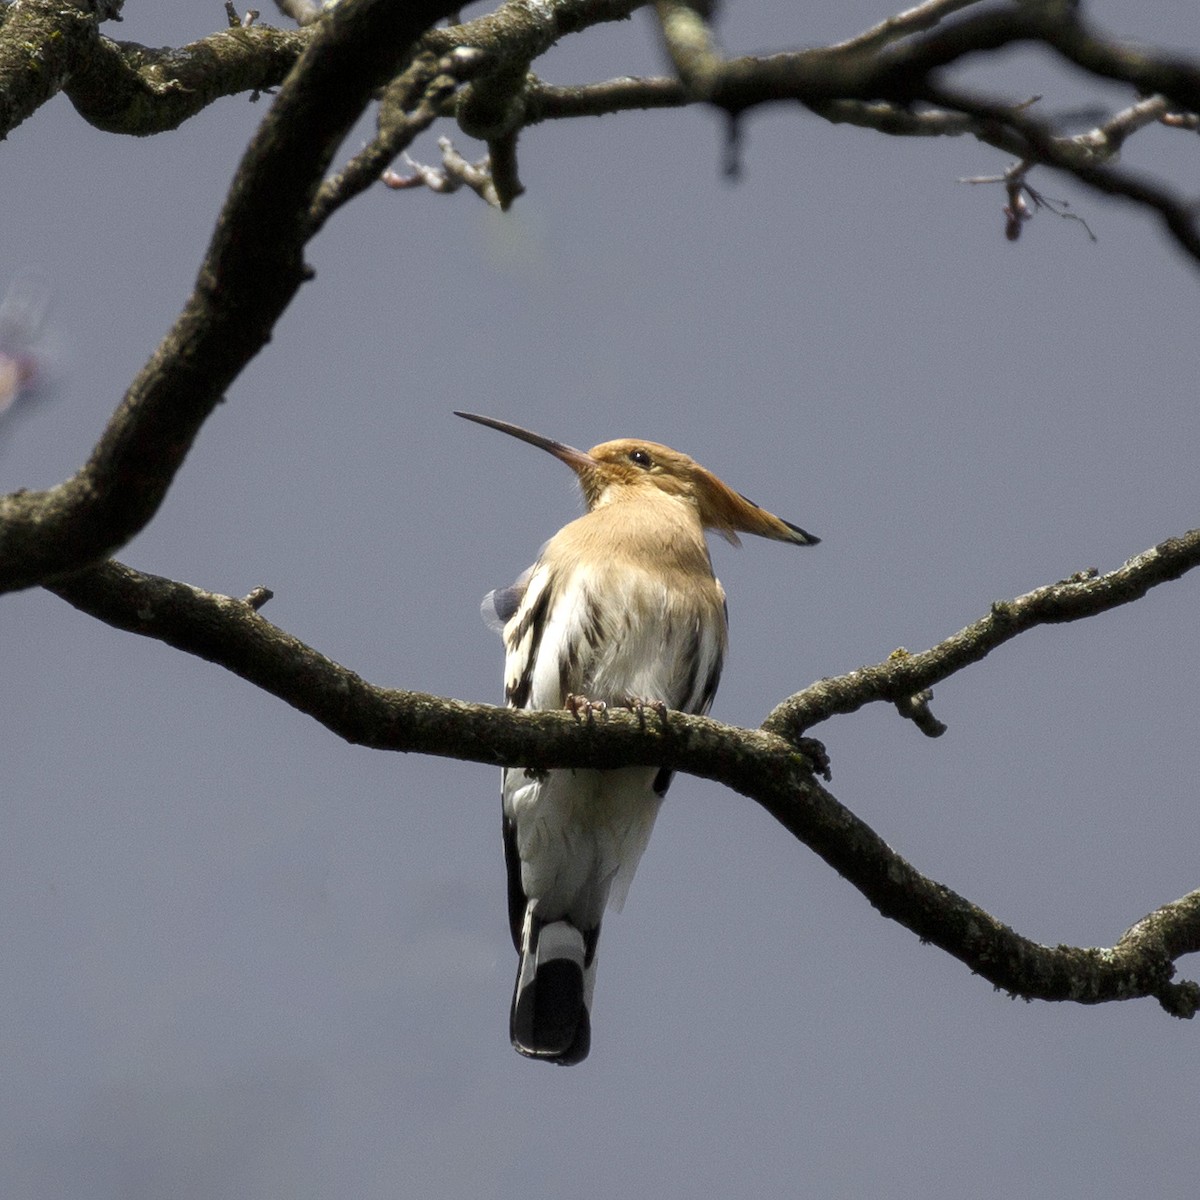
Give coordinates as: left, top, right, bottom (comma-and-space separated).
243, 585, 274, 610
383, 136, 504, 208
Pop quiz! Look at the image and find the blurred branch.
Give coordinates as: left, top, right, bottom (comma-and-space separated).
273, 0, 324, 25
642, 5, 1200, 259
826, 0, 986, 55
654, 0, 725, 101
44, 539, 1200, 1020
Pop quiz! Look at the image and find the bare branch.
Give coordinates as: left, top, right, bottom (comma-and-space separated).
242, 585, 275, 610
1079, 93, 1176, 154
383, 136, 506, 208
0, 0, 309, 139
887, 655, 948, 737
924, 81, 1200, 264
0, 0, 462, 595
417, 0, 652, 148
310, 46, 491, 232
827, 0, 987, 55
765, 531, 1200, 739
523, 74, 688, 122
809, 97, 976, 138
6, 0, 1197, 264
865, 6, 1200, 117
486, 129, 525, 208
42, 552, 1200, 1018
421, 0, 648, 60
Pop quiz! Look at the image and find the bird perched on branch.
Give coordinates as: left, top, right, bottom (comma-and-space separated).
457, 411, 819, 1064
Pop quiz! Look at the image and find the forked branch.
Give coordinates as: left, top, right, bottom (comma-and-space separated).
44, 532, 1200, 1021
765, 530, 1200, 738
0, 0, 463, 594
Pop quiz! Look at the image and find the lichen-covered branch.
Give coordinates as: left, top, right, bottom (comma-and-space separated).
43, 551, 1200, 1019
0, 0, 99, 137
0, 0, 461, 594
0, 0, 307, 139
764, 530, 1200, 739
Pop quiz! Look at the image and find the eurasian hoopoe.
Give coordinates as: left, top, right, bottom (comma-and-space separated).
458, 412, 818, 1064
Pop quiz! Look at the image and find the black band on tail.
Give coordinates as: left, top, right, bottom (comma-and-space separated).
511, 914, 593, 1065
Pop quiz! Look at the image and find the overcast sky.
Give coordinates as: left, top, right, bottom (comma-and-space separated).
3, 2, 1198, 1197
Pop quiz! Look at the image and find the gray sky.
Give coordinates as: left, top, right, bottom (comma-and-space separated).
3, 2, 1198, 1197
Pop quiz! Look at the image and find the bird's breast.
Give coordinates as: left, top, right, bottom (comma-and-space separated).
502, 494, 729, 715
519, 559, 726, 715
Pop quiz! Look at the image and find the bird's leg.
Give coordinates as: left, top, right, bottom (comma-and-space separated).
618, 696, 669, 728
566, 694, 608, 722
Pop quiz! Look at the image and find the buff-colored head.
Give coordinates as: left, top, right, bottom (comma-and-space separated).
455, 412, 819, 547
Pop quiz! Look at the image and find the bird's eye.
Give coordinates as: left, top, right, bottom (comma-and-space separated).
628, 448, 653, 469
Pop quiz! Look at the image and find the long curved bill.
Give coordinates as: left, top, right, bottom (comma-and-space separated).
455, 412, 596, 474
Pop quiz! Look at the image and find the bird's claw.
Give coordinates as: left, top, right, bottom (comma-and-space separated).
619, 696, 669, 727
566, 694, 608, 722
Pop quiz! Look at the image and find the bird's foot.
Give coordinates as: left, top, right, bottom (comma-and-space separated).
619, 696, 669, 728
566, 694, 608, 722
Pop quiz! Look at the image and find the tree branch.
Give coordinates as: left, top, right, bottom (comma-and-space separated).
5, 0, 1197, 236
309, 45, 492, 233
765, 529, 1200, 738
273, 0, 323, 26
826, 0, 987, 55
882, 6, 1200, 116
42, 542, 1200, 1020
0, 0, 462, 595
523, 74, 688, 122
922, 80, 1200, 263
0, 0, 308, 139
0, 0, 99, 138
63, 23, 308, 134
